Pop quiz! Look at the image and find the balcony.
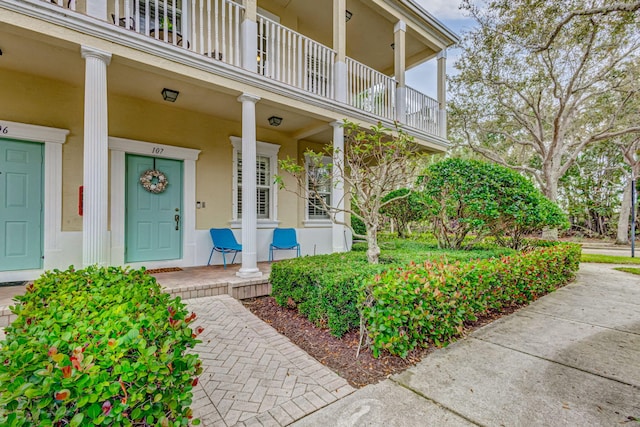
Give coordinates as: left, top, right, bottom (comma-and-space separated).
47, 0, 446, 138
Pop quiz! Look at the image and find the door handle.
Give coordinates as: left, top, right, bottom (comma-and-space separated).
174, 214, 180, 230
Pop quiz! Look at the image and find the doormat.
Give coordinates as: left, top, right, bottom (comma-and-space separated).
0, 281, 27, 287
145, 267, 183, 274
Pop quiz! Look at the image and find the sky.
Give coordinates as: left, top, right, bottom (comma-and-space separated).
405, 0, 476, 98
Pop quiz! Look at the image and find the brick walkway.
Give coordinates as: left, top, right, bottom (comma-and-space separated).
187, 295, 354, 426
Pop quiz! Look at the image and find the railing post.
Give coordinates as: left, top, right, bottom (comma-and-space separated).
241, 0, 258, 72
333, 0, 347, 102
437, 49, 447, 138
394, 20, 407, 124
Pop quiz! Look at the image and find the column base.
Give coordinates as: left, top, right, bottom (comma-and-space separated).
236, 268, 263, 278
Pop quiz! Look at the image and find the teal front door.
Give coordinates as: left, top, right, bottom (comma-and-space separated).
0, 138, 43, 271
126, 155, 183, 263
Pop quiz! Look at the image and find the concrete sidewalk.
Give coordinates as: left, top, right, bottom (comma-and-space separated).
293, 263, 640, 426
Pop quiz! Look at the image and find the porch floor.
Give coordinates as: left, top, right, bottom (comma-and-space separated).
0, 262, 273, 327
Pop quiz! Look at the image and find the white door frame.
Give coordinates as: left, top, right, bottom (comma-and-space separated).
109, 137, 200, 268
0, 120, 68, 281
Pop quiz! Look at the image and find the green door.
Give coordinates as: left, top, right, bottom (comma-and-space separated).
0, 138, 43, 271
126, 155, 183, 263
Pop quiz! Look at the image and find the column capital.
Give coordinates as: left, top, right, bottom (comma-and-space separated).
81, 46, 112, 65
330, 121, 344, 129
437, 49, 447, 60
237, 93, 261, 104
394, 20, 407, 33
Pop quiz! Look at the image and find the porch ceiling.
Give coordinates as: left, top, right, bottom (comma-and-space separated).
0, 22, 332, 144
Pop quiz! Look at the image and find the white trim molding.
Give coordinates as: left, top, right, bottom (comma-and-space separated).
109, 137, 201, 268
0, 119, 68, 281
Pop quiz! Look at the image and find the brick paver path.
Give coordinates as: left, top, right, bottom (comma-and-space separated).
188, 295, 354, 426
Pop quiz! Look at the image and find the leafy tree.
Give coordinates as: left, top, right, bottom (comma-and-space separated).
420, 158, 567, 249
615, 135, 640, 244
278, 121, 423, 264
450, 0, 640, 203
379, 188, 427, 238
559, 142, 626, 237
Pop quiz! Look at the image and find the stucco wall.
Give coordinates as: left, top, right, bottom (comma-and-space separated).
0, 68, 304, 233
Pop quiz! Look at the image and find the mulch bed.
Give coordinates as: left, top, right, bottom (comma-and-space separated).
243, 296, 525, 388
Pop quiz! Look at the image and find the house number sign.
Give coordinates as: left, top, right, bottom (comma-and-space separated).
151, 147, 164, 155
0, 125, 9, 134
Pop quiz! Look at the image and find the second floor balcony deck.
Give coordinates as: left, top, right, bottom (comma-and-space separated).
44, 0, 456, 140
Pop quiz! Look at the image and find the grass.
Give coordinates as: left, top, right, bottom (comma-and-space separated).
581, 253, 640, 265
614, 267, 640, 275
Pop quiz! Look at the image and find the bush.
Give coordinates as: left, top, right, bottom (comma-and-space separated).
420, 158, 568, 249
359, 243, 581, 357
270, 240, 516, 337
379, 189, 427, 238
270, 253, 383, 337
0, 266, 203, 426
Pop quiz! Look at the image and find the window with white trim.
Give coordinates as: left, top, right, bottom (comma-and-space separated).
306, 155, 332, 220
231, 137, 280, 222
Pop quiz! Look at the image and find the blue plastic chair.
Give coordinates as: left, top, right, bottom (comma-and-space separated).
269, 228, 301, 262
208, 228, 242, 269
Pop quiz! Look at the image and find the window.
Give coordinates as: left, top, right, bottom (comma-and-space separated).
231, 137, 280, 224
306, 156, 332, 221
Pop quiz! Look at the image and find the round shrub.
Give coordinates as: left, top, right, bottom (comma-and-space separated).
0, 266, 203, 426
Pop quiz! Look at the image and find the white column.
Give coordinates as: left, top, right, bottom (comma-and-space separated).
81, 46, 112, 267
237, 93, 262, 277
330, 121, 346, 252
437, 49, 447, 138
394, 20, 407, 123
333, 0, 347, 103
241, 0, 258, 72
86, 2, 107, 20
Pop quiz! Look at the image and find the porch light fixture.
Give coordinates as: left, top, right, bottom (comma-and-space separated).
390, 43, 395, 50
345, 10, 353, 22
161, 88, 179, 102
268, 116, 283, 127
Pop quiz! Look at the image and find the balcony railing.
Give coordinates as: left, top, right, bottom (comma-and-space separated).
257, 15, 335, 98
405, 85, 440, 136
346, 57, 396, 121
44, 0, 443, 138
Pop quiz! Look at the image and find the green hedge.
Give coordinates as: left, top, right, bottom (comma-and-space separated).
0, 266, 203, 426
360, 243, 581, 357
270, 253, 385, 337
270, 243, 515, 337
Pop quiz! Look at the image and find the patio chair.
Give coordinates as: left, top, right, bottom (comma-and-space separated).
208, 228, 242, 269
269, 228, 301, 262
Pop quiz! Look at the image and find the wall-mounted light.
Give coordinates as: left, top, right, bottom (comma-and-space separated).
268, 116, 283, 127
345, 10, 353, 22
390, 43, 395, 50
161, 88, 179, 102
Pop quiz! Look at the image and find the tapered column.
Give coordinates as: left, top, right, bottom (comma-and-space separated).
394, 20, 407, 123
241, 0, 258, 72
333, 0, 347, 102
237, 93, 262, 277
81, 46, 111, 267
437, 49, 447, 138
330, 121, 346, 252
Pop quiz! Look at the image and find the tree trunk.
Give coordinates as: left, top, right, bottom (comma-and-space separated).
365, 226, 380, 264
541, 168, 559, 239
616, 179, 632, 244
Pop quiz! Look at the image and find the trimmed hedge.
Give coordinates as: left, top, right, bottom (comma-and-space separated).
0, 266, 203, 426
270, 253, 384, 337
360, 243, 581, 357
270, 243, 516, 337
